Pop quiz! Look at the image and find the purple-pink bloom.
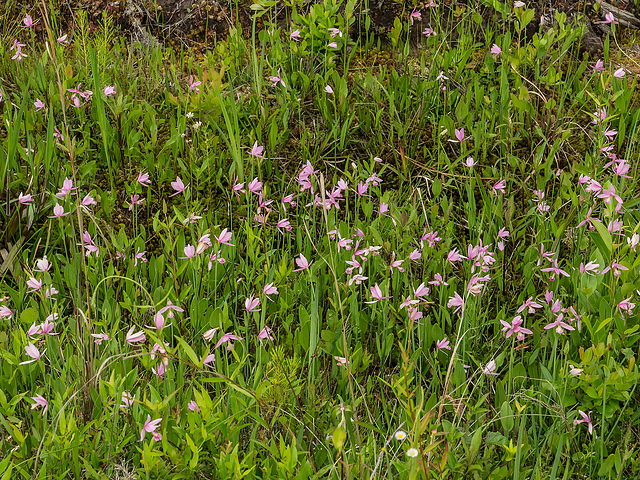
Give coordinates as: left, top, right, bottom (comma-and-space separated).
20, 343, 46, 364
448, 128, 469, 143
500, 315, 533, 340
436, 337, 451, 351
170, 176, 188, 197
365, 284, 391, 304
103, 85, 116, 97
245, 295, 261, 313
30, 395, 48, 415
269, 69, 285, 88
215, 228, 235, 246
56, 177, 76, 198
294, 253, 311, 272
490, 44, 501, 56
215, 332, 243, 350
258, 326, 274, 345
189, 75, 202, 93
137, 170, 151, 187
544, 314, 575, 334
23, 14, 39, 28
447, 291, 464, 314
125, 327, 146, 345
263, 283, 279, 301
34, 98, 45, 111
493, 179, 506, 195
141, 415, 162, 442
19, 193, 34, 205
573, 410, 593, 435
410, 8, 422, 24
249, 142, 265, 159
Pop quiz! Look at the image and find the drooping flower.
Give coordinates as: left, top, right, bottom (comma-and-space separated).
125, 327, 146, 345
30, 395, 48, 415
91, 332, 110, 345
215, 332, 243, 350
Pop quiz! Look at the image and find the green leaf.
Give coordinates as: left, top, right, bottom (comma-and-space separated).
591, 219, 612, 254
20, 307, 38, 325
332, 426, 346, 450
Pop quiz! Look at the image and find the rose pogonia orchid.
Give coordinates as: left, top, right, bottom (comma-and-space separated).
140, 415, 162, 442
294, 253, 311, 272
30, 395, 48, 416
258, 326, 274, 345
245, 295, 261, 313
170, 176, 188, 197
436, 337, 451, 351
573, 410, 593, 434
20, 343, 45, 364
215, 332, 243, 350
125, 327, 146, 345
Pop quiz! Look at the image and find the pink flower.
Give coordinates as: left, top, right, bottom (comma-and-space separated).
490, 44, 501, 56
215, 332, 243, 350
120, 392, 134, 408
422, 27, 435, 37
140, 415, 162, 442
464, 157, 476, 167
500, 316, 533, 340
328, 28, 342, 38
593, 60, 605, 74
410, 8, 422, 24
269, 69, 285, 88
34, 98, 45, 111
91, 332, 110, 345
618, 297, 635, 316
436, 337, 451, 351
0, 305, 13, 319
517, 297, 543, 314
26, 277, 43, 293
334, 356, 348, 367
573, 410, 593, 435
258, 326, 274, 345
203, 328, 218, 341
413, 282, 430, 298
56, 177, 76, 197
180, 245, 196, 259
103, 85, 116, 97
20, 343, 46, 364
170, 176, 188, 197
249, 141, 264, 160
30, 395, 48, 416
276, 218, 292, 232
245, 295, 261, 313
188, 400, 200, 412
447, 248, 466, 264
447, 292, 464, 314
290, 29, 301, 41
365, 284, 391, 304
493, 179, 506, 195
23, 14, 39, 28
294, 254, 311, 272
429, 273, 448, 286
247, 177, 263, 194
137, 170, 151, 187
614, 68, 625, 78
18, 193, 34, 205
543, 314, 575, 334
601, 12, 617, 24
125, 327, 146, 344
202, 353, 216, 367
134, 248, 147, 266
328, 42, 338, 49
129, 194, 144, 211
188, 75, 202, 93
81, 194, 97, 208
263, 283, 279, 301
324, 85, 334, 94
448, 128, 469, 143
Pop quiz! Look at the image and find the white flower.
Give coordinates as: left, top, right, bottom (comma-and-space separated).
406, 448, 419, 457
186, 112, 194, 118
193, 121, 202, 130
395, 430, 407, 441
569, 364, 583, 376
